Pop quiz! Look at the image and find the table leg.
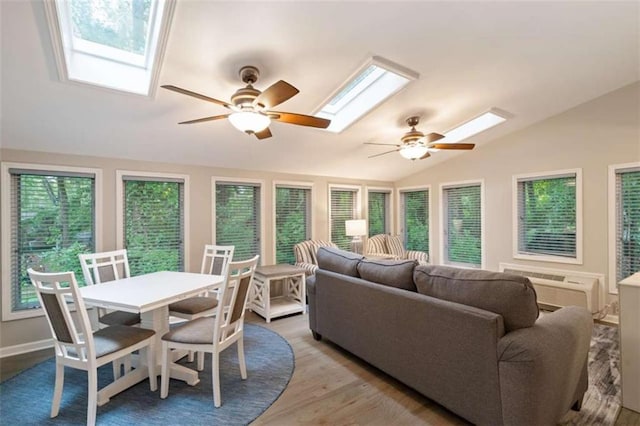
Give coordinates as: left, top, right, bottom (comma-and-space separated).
140, 307, 201, 386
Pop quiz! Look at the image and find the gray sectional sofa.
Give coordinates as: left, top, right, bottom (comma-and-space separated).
307, 247, 593, 426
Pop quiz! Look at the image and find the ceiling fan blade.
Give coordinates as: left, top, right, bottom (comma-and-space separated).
422, 132, 445, 143
368, 149, 399, 158
178, 114, 230, 124
419, 152, 431, 160
162, 85, 233, 109
254, 81, 299, 109
364, 142, 401, 147
271, 111, 331, 129
254, 127, 273, 140
428, 143, 475, 150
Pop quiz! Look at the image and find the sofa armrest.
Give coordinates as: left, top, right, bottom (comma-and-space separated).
497, 306, 593, 426
404, 250, 428, 265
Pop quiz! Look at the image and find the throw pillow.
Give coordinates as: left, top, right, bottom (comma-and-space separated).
357, 259, 418, 292
386, 235, 405, 257
316, 247, 363, 277
413, 265, 539, 332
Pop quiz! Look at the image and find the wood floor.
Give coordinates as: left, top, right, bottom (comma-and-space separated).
2, 312, 639, 425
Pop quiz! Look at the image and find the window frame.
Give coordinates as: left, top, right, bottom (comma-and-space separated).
366, 186, 394, 237
511, 168, 583, 265
212, 177, 265, 265
272, 180, 314, 264
397, 185, 431, 256
1, 162, 103, 321
439, 179, 485, 269
115, 170, 189, 273
608, 162, 640, 294
328, 183, 362, 250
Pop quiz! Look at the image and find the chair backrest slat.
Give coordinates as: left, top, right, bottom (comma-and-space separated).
79, 249, 130, 285
201, 245, 234, 276
215, 256, 259, 342
27, 269, 95, 361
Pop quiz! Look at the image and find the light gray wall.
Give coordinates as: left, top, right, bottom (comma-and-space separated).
396, 81, 640, 304
0, 151, 390, 350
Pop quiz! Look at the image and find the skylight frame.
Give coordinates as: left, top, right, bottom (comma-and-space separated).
315, 56, 419, 133
44, 0, 175, 97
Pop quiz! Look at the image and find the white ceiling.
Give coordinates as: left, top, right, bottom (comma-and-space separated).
2, 1, 638, 181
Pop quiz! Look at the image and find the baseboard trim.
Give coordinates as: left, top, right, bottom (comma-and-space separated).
0, 338, 54, 358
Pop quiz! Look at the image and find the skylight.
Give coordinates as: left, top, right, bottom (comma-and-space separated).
316, 56, 418, 133
438, 110, 507, 144
45, 0, 175, 96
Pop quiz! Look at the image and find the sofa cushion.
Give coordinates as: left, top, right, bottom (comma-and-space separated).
386, 235, 406, 257
357, 259, 417, 292
413, 265, 539, 332
317, 247, 363, 277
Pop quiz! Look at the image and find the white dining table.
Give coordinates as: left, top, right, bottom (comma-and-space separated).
79, 270, 225, 404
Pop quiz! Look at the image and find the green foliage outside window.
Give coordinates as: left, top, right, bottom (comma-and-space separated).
619, 170, 640, 281
70, 0, 152, 55
519, 176, 576, 256
216, 184, 260, 261
447, 186, 481, 266
275, 187, 310, 264
403, 191, 429, 252
368, 192, 387, 237
124, 180, 183, 275
12, 174, 95, 310
331, 189, 356, 251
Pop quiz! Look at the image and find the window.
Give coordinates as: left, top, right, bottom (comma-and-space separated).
513, 169, 582, 263
368, 189, 391, 236
329, 185, 361, 251
441, 182, 483, 268
117, 172, 187, 275
2, 163, 101, 320
400, 188, 429, 252
45, 0, 174, 95
275, 183, 312, 264
214, 180, 263, 261
609, 164, 640, 292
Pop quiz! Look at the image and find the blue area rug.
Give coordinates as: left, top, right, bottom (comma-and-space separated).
0, 324, 294, 425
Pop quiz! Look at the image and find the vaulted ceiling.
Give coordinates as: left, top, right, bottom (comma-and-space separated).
2, 1, 638, 181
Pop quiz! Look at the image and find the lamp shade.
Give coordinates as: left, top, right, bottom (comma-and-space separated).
345, 219, 367, 236
228, 111, 271, 133
399, 144, 429, 160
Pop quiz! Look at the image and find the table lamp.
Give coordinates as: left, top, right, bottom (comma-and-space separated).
345, 219, 367, 254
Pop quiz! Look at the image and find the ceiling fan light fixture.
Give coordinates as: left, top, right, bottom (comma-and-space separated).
399, 145, 429, 160
228, 111, 271, 133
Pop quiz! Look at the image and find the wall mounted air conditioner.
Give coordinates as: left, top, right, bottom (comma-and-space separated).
499, 263, 601, 313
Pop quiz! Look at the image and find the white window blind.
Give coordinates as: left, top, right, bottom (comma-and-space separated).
443, 184, 482, 267
123, 177, 184, 275
616, 168, 640, 282
402, 190, 429, 252
9, 169, 96, 312
216, 182, 261, 261
517, 173, 577, 258
330, 188, 357, 251
275, 186, 311, 264
368, 190, 389, 236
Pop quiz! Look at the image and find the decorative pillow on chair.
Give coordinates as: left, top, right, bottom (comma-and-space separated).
386, 235, 406, 257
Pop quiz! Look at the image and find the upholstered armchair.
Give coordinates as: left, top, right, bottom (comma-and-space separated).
293, 239, 338, 276
366, 234, 429, 265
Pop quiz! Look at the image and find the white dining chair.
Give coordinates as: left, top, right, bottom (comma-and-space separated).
168, 245, 235, 321
79, 249, 141, 327
27, 269, 157, 426
160, 255, 259, 407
